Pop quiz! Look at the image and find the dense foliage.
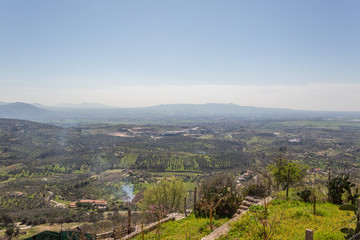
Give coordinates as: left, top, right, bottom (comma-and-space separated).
297, 189, 312, 203
139, 177, 186, 215
195, 173, 241, 219
339, 203, 360, 239
267, 157, 308, 191
326, 174, 359, 205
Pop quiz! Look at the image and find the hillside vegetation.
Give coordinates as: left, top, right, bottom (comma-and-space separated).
222, 199, 354, 240
1, 117, 360, 239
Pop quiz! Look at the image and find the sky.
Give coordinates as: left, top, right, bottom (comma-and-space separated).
1, 0, 360, 111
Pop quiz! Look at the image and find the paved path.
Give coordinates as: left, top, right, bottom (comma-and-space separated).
47, 191, 67, 208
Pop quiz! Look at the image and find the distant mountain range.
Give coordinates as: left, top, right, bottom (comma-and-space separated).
0, 102, 360, 122
52, 102, 116, 109
0, 102, 53, 120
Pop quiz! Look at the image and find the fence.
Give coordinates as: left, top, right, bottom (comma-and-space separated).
96, 210, 183, 239
97, 188, 197, 239
349, 232, 360, 240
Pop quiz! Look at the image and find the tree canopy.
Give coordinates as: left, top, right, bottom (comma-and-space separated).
139, 177, 186, 215
267, 156, 308, 190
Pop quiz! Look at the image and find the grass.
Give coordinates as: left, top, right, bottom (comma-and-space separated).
133, 214, 228, 240
53, 195, 72, 205
199, 134, 214, 139
119, 153, 138, 168
245, 136, 274, 145
150, 172, 201, 191
221, 200, 355, 240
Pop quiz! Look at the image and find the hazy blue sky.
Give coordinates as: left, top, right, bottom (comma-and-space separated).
1, 1, 360, 110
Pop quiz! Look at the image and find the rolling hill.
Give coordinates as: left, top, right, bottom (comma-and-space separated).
0, 102, 360, 122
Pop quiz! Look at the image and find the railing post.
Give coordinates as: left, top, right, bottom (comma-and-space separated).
128, 209, 131, 234
184, 196, 187, 217
305, 229, 313, 240
357, 199, 360, 228
194, 187, 197, 213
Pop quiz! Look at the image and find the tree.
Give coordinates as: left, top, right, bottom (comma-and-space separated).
5, 227, 14, 236
297, 189, 312, 202
253, 167, 276, 196
267, 156, 307, 191
196, 173, 241, 230
139, 177, 186, 239
1, 213, 14, 226
76, 201, 93, 210
139, 177, 186, 215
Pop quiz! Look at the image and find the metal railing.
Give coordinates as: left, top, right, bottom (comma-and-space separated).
349, 232, 360, 240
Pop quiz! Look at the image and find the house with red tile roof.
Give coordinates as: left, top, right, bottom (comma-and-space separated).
69, 199, 107, 209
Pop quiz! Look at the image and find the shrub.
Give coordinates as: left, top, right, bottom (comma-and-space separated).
267, 156, 308, 190
20, 217, 27, 225
32, 218, 40, 226
326, 173, 358, 204
1, 213, 13, 226
339, 203, 360, 239
89, 212, 104, 223
139, 177, 186, 216
64, 216, 73, 223
26, 218, 33, 225
5, 227, 14, 236
195, 173, 241, 219
54, 216, 65, 224
297, 189, 311, 202
243, 182, 268, 198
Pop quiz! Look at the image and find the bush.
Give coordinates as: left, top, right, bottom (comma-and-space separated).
54, 216, 65, 224
139, 177, 186, 216
297, 189, 312, 202
1, 213, 13, 227
89, 212, 104, 223
26, 218, 33, 225
32, 218, 40, 226
38, 217, 47, 224
243, 182, 267, 198
195, 173, 241, 219
64, 216, 73, 223
326, 173, 358, 204
20, 217, 28, 225
5, 227, 14, 236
